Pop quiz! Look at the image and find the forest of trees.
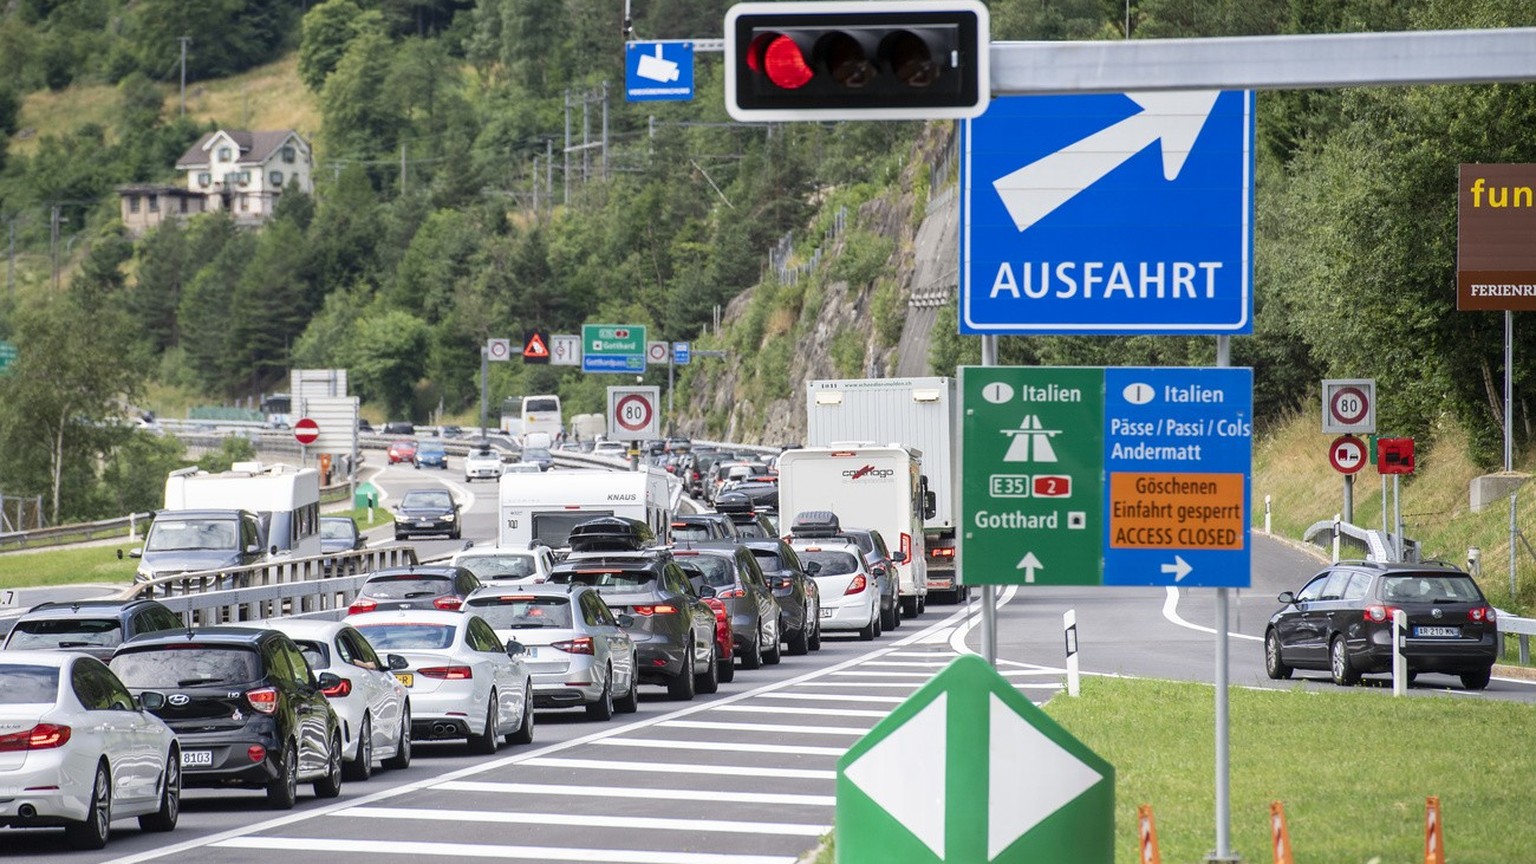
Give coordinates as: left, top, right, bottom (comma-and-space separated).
1, 0, 1535, 523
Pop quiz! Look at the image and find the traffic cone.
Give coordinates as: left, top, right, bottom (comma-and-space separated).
1424, 796, 1446, 864
1137, 804, 1161, 864
1270, 801, 1295, 864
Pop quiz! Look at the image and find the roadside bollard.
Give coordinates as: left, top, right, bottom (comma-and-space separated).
1270, 801, 1295, 864
1392, 608, 1407, 697
1064, 609, 1080, 697
1136, 804, 1160, 864
1424, 796, 1445, 864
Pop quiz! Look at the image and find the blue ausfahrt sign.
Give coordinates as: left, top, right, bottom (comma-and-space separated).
960, 91, 1254, 334
625, 41, 694, 102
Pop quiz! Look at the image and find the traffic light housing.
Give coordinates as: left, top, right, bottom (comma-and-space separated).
724, 0, 989, 122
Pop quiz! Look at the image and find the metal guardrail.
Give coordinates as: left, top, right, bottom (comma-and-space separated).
1300, 518, 1419, 563
0, 512, 152, 551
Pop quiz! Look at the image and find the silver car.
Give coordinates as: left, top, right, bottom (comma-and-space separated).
465, 584, 639, 721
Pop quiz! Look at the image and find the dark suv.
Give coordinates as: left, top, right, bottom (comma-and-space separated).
3, 599, 183, 661
109, 627, 345, 808
1265, 560, 1500, 690
737, 538, 821, 656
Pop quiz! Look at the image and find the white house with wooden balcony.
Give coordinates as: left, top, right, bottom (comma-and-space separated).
118, 129, 314, 236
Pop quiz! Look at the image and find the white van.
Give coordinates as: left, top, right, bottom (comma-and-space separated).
776, 445, 931, 616
498, 467, 675, 550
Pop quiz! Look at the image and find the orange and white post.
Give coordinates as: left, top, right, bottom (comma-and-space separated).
1137, 804, 1161, 864
1270, 801, 1295, 864
1424, 796, 1446, 864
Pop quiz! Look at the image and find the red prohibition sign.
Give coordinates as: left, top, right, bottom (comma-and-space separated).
1329, 435, 1365, 474
1329, 386, 1369, 426
294, 417, 320, 445
615, 394, 653, 432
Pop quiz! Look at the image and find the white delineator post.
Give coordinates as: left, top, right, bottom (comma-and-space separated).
1392, 608, 1407, 697
1064, 609, 1080, 697
1332, 513, 1341, 563
1264, 494, 1271, 534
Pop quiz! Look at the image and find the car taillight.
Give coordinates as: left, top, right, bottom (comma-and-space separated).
552, 637, 595, 655
419, 666, 473, 680
1363, 605, 1402, 624
348, 599, 378, 615
433, 596, 464, 611
0, 724, 72, 752
631, 604, 679, 616
717, 587, 745, 598
775, 578, 793, 590
321, 677, 353, 698
1469, 606, 1496, 623
246, 687, 280, 715
844, 574, 868, 595
930, 547, 956, 559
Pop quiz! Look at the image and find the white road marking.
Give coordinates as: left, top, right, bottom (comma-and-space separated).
592, 737, 846, 756
212, 837, 799, 864
336, 806, 828, 836
659, 719, 867, 735
520, 756, 834, 780
830, 670, 936, 678
860, 660, 953, 667
713, 704, 889, 718
435, 780, 834, 806
756, 692, 904, 704
1162, 586, 1262, 641
792, 681, 921, 689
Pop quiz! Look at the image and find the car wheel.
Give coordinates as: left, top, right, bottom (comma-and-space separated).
468, 692, 501, 754
900, 596, 918, 618
614, 662, 640, 713
266, 744, 298, 810
696, 641, 721, 694
65, 761, 112, 850
763, 622, 783, 665
1329, 636, 1360, 686
383, 705, 412, 770
1460, 666, 1493, 690
858, 610, 877, 641
344, 715, 374, 781
395, 533, 406, 542
717, 647, 736, 683
667, 641, 698, 700
740, 627, 764, 670
451, 526, 462, 540
808, 613, 823, 651
586, 667, 615, 721
880, 597, 899, 631
139, 748, 180, 832
313, 731, 344, 799
1264, 629, 1293, 680
787, 620, 810, 656
509, 686, 535, 744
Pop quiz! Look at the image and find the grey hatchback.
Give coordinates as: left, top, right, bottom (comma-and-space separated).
347, 565, 484, 615
3, 599, 184, 662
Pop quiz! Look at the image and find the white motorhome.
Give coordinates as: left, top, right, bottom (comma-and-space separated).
498, 467, 675, 550
776, 445, 931, 616
163, 461, 322, 557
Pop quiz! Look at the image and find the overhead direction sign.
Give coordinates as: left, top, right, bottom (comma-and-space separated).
960, 366, 1252, 588
607, 386, 660, 440
582, 324, 647, 374
837, 654, 1113, 864
960, 90, 1254, 334
625, 41, 695, 102
522, 330, 551, 364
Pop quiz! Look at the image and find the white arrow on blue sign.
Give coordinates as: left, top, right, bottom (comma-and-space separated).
625, 41, 694, 102
960, 90, 1254, 334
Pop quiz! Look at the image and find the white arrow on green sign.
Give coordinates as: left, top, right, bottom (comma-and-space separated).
837, 655, 1113, 863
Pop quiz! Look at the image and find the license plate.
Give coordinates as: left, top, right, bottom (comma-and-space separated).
417, 521, 434, 527
524, 647, 538, 659
1413, 626, 1460, 638
820, 608, 834, 619
182, 750, 213, 767
394, 673, 414, 687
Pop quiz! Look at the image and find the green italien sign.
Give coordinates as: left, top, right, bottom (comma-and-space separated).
0, 340, 15, 375
959, 366, 1104, 585
581, 324, 648, 373
837, 655, 1114, 864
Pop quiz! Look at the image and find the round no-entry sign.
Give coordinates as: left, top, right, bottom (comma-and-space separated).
1329, 435, 1365, 474
294, 417, 320, 445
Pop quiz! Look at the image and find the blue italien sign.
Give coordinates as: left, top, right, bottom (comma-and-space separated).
672, 341, 691, 365
960, 91, 1254, 334
625, 41, 695, 102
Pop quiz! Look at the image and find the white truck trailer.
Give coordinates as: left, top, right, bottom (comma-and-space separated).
805, 377, 963, 601
776, 445, 931, 616
498, 467, 675, 550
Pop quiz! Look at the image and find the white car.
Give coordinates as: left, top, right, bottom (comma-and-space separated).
463, 448, 505, 482
451, 545, 556, 584
253, 620, 412, 781
0, 652, 180, 849
789, 538, 882, 640
591, 440, 628, 458
347, 610, 534, 753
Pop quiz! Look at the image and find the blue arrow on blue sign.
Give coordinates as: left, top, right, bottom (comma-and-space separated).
960, 91, 1254, 334
625, 41, 694, 102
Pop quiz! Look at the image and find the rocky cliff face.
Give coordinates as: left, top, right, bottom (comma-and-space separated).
676, 124, 962, 446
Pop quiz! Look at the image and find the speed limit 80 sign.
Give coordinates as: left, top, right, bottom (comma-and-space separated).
607, 386, 661, 441
1321, 379, 1375, 434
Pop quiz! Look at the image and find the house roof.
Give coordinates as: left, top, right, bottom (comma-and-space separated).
175, 130, 307, 170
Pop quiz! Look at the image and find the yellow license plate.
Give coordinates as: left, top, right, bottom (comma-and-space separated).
394, 673, 414, 687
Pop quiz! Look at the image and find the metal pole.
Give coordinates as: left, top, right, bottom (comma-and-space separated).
178, 36, 189, 116
1506, 311, 1514, 473
1512, 492, 1519, 602
1394, 475, 1403, 560
1343, 473, 1353, 526
667, 348, 675, 437
980, 334, 998, 667
6, 216, 13, 297
1213, 333, 1234, 863
601, 81, 610, 180
563, 91, 571, 204
478, 346, 489, 440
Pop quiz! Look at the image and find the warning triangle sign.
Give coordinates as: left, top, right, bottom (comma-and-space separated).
522, 330, 551, 364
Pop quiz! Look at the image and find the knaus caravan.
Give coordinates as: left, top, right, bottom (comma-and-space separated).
498, 467, 674, 550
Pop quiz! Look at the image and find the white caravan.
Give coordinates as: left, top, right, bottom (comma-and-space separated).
498, 467, 675, 550
162, 461, 323, 558
776, 445, 930, 615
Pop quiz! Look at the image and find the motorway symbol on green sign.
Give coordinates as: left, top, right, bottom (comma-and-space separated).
581, 324, 648, 373
837, 655, 1114, 864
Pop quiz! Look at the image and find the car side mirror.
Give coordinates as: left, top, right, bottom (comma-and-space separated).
890, 551, 908, 564
871, 565, 887, 577
316, 672, 343, 692
1277, 591, 1297, 605
505, 639, 526, 656
616, 613, 636, 629
803, 561, 822, 576
137, 691, 166, 711
386, 653, 409, 671
698, 584, 717, 598
924, 490, 937, 519
128, 548, 143, 559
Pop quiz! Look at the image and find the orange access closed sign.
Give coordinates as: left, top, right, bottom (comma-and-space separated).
1109, 473, 1245, 549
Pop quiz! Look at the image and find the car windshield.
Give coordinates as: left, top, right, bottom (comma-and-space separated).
294, 639, 331, 671
364, 575, 451, 599
144, 519, 238, 552
672, 524, 715, 542
419, 442, 445, 455
1380, 574, 1484, 603
352, 623, 457, 650
467, 596, 574, 629
798, 550, 861, 576
6, 618, 123, 650
0, 664, 60, 703
458, 555, 536, 580
532, 512, 612, 548
677, 556, 738, 588
748, 549, 784, 571
549, 568, 657, 590
524, 447, 552, 461
111, 646, 263, 688
320, 520, 356, 541
401, 491, 453, 509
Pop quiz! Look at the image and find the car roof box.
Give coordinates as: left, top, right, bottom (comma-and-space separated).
714, 491, 754, 514
567, 516, 655, 553
789, 511, 841, 538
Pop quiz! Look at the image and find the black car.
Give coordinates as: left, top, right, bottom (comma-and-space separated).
393, 487, 461, 540
1265, 560, 1500, 690
670, 513, 740, 543
714, 492, 778, 539
736, 538, 821, 656
109, 627, 345, 809
348, 565, 484, 614
674, 545, 783, 668
3, 599, 184, 662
